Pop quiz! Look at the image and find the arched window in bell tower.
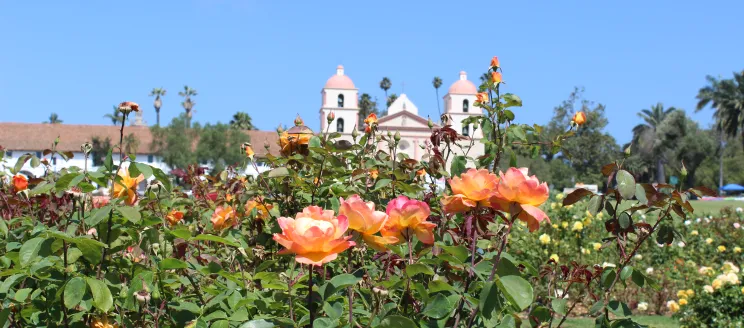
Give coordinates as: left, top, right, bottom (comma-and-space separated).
462, 124, 469, 136
338, 94, 345, 108
463, 99, 469, 113
337, 118, 345, 132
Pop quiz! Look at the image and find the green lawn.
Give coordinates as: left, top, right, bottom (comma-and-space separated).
688, 199, 744, 215
558, 315, 679, 328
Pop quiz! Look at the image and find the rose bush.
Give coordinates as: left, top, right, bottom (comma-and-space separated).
0, 57, 719, 327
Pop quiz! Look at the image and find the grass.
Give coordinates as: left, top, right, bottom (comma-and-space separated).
557, 315, 679, 328
688, 199, 744, 215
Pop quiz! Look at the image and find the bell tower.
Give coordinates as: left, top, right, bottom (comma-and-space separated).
320, 65, 359, 137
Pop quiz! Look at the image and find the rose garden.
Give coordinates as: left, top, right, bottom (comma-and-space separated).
2, 57, 744, 328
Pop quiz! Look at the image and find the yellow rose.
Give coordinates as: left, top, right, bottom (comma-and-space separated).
712, 279, 723, 290
597, 212, 604, 219
549, 254, 559, 263
565, 205, 574, 210
593, 242, 602, 251
735, 247, 742, 253
686, 289, 694, 297
581, 247, 590, 255
585, 210, 593, 218
705, 238, 713, 244
583, 217, 592, 226
741, 287, 744, 295
667, 300, 679, 313
552, 224, 559, 229
539, 234, 551, 245
572, 221, 584, 232
676, 290, 687, 299
718, 245, 726, 253
691, 230, 698, 236
551, 202, 558, 210
555, 193, 565, 200
678, 298, 688, 306
561, 222, 569, 229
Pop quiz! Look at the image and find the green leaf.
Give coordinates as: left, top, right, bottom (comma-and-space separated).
551, 298, 567, 315
501, 93, 523, 108
104, 149, 113, 172
479, 282, 502, 320
588, 196, 604, 216
607, 300, 632, 317
620, 266, 633, 280
0, 308, 10, 328
615, 170, 636, 200
635, 184, 648, 204
20, 237, 46, 267
13, 154, 31, 174
379, 315, 417, 328
239, 319, 275, 328
14, 288, 32, 302
422, 294, 452, 319
64, 277, 87, 309
309, 136, 322, 148
134, 162, 154, 179
152, 167, 172, 192
322, 302, 343, 320
77, 237, 103, 264
602, 269, 617, 290
193, 234, 239, 247
29, 182, 54, 196
86, 278, 113, 312
212, 320, 230, 328
159, 258, 188, 270
529, 306, 552, 327
619, 212, 631, 230
55, 173, 81, 190
313, 318, 338, 328
116, 206, 141, 223
589, 300, 604, 315
438, 244, 468, 263
406, 263, 434, 277
631, 270, 646, 288
373, 178, 392, 191
0, 219, 7, 238
329, 273, 361, 289
496, 275, 533, 311
450, 156, 466, 177
267, 167, 289, 178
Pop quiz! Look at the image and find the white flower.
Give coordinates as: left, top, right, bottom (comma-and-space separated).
722, 261, 740, 274
637, 302, 648, 311
696, 218, 702, 223
705, 218, 711, 223
677, 242, 686, 248
684, 220, 691, 225
554, 289, 568, 299
735, 222, 741, 229
703, 285, 714, 293
646, 267, 654, 274
634, 254, 643, 260
657, 243, 665, 248
737, 207, 743, 213
602, 262, 616, 268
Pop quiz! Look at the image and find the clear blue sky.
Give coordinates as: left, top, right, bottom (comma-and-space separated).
1, 1, 741, 143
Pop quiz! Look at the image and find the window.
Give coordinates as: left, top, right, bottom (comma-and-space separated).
337, 94, 345, 108
36, 151, 42, 158
337, 118, 345, 133
463, 99, 469, 113
6, 151, 11, 158
462, 125, 470, 136
52, 157, 57, 165
147, 155, 154, 163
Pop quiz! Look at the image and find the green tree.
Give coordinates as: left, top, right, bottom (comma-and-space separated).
91, 136, 112, 167
150, 114, 198, 169
178, 85, 197, 128
432, 76, 443, 118
149, 87, 167, 127
230, 111, 256, 130
197, 122, 250, 174
103, 105, 124, 126
123, 133, 140, 156
44, 113, 63, 124
357, 93, 379, 129
674, 119, 717, 188
379, 77, 391, 104
544, 87, 621, 187
386, 93, 398, 109
631, 103, 682, 183
696, 71, 744, 149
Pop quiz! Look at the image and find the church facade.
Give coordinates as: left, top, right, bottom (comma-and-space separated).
319, 65, 484, 165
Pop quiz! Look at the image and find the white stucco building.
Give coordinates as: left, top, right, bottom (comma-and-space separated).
319, 66, 484, 165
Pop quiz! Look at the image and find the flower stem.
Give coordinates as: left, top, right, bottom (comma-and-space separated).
307, 266, 315, 326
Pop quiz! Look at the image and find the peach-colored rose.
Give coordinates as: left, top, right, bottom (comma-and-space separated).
369, 169, 379, 180
339, 195, 396, 251
211, 206, 237, 231
92, 196, 110, 209
245, 198, 273, 221
112, 167, 144, 206
490, 167, 550, 232
364, 113, 378, 125
475, 92, 489, 105
382, 195, 436, 244
490, 56, 500, 68
573, 112, 587, 126
273, 206, 355, 266
441, 169, 500, 213
166, 210, 184, 226
491, 72, 503, 84
13, 174, 28, 191
118, 101, 140, 113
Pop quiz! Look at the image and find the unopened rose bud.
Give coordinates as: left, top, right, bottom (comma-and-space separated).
118, 101, 140, 114
351, 126, 359, 139
327, 112, 335, 123
624, 145, 632, 156
490, 56, 500, 69
294, 115, 304, 126
680, 162, 688, 178
491, 72, 503, 84
394, 131, 401, 142
264, 140, 270, 150
572, 112, 587, 126
81, 142, 93, 155
375, 135, 382, 142
386, 131, 392, 138
427, 117, 434, 129
276, 124, 284, 134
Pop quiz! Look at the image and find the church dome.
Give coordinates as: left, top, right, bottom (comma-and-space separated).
447, 71, 477, 94
324, 65, 356, 89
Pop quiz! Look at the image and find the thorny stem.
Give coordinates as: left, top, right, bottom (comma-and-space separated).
307, 266, 315, 327
183, 268, 206, 306
347, 249, 354, 326
97, 114, 127, 279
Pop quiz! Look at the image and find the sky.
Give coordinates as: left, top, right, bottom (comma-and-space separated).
1, 1, 742, 143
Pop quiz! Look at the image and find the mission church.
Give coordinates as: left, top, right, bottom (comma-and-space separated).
318, 65, 484, 164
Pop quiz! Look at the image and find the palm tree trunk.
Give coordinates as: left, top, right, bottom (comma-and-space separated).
156, 109, 160, 127
435, 89, 441, 118
656, 158, 665, 184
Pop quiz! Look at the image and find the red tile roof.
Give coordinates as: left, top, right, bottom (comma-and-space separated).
0, 122, 280, 157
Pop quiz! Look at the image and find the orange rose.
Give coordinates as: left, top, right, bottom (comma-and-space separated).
369, 169, 379, 180
475, 92, 489, 105
242, 142, 255, 159
273, 206, 355, 266
416, 168, 426, 178
245, 198, 273, 221
573, 112, 587, 126
442, 169, 500, 214
490, 56, 500, 68
491, 72, 503, 84
279, 125, 313, 157
382, 195, 436, 244
211, 206, 237, 230
112, 167, 144, 206
92, 317, 119, 328
490, 167, 550, 232
13, 174, 28, 191
364, 125, 372, 134
118, 101, 140, 113
339, 195, 396, 251
364, 113, 378, 125
166, 210, 184, 226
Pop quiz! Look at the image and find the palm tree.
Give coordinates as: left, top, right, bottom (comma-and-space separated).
230, 112, 255, 130
631, 103, 680, 184
478, 73, 490, 92
386, 93, 398, 109
379, 77, 391, 106
44, 113, 63, 124
103, 106, 124, 125
149, 87, 167, 127
358, 93, 378, 128
178, 85, 198, 128
696, 71, 744, 149
432, 77, 443, 117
